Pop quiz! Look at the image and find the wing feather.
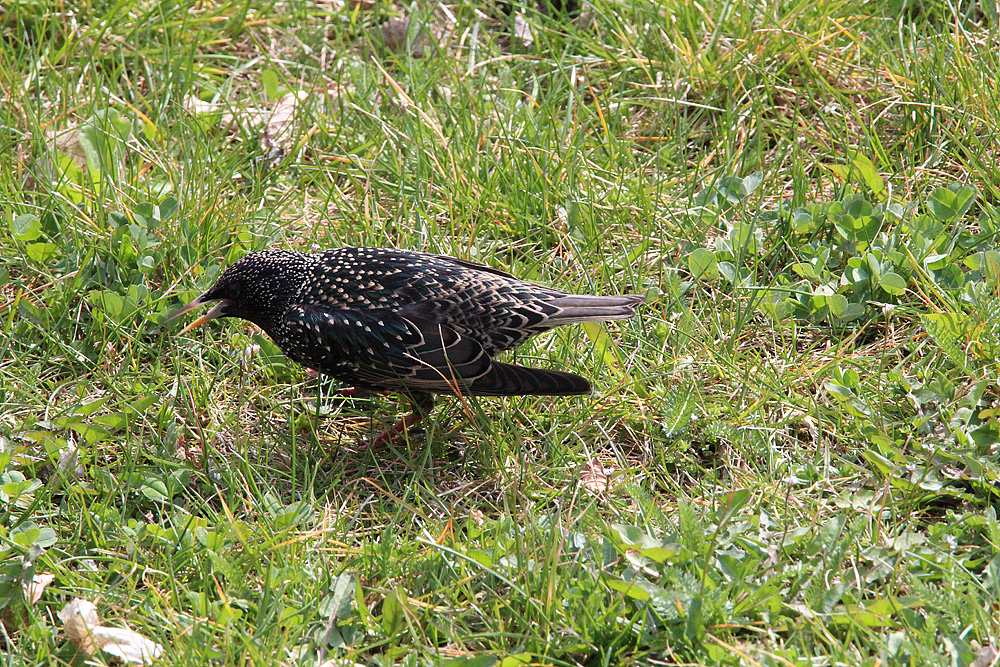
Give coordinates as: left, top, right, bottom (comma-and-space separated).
287, 306, 493, 393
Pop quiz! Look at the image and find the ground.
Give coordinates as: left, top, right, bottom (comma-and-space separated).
1, 0, 999, 665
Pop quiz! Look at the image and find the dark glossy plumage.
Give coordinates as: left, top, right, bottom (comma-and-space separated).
172, 247, 644, 445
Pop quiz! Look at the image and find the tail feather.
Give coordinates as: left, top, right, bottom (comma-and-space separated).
548, 294, 645, 323
466, 361, 592, 396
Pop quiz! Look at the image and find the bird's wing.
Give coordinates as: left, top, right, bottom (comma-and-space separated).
431, 254, 519, 279
288, 305, 493, 392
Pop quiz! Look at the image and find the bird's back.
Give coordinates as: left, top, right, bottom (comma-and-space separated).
298, 247, 578, 356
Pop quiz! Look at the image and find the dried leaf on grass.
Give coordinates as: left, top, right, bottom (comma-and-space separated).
182, 96, 221, 117
27, 573, 55, 604
580, 458, 609, 493
183, 90, 305, 152
183, 94, 237, 133
317, 0, 374, 9
58, 437, 86, 480
263, 91, 306, 149
59, 598, 164, 664
970, 645, 997, 667
514, 13, 533, 47
48, 123, 87, 167
380, 17, 432, 58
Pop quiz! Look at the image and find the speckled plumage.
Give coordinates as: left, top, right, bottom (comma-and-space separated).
172, 247, 644, 444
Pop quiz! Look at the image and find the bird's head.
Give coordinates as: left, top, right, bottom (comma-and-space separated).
169, 249, 311, 335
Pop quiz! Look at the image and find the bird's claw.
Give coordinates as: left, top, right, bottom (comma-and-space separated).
356, 409, 427, 451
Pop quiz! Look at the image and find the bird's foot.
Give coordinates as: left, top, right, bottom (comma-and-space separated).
350, 392, 434, 452
359, 409, 426, 450
370, 416, 425, 447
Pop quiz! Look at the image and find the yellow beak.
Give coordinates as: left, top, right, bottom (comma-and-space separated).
167, 296, 232, 335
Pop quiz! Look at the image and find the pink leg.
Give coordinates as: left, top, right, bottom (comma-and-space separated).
368, 409, 427, 449
358, 393, 435, 451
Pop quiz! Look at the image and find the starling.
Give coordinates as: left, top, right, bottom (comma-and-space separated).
170, 247, 643, 446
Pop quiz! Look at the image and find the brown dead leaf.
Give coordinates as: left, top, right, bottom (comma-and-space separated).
182, 94, 217, 116
264, 91, 302, 148
48, 123, 87, 167
182, 94, 237, 133
91, 627, 164, 665
58, 437, 86, 480
59, 598, 164, 664
261, 91, 310, 153
580, 459, 609, 493
26, 573, 55, 604
514, 13, 533, 47
380, 16, 432, 58
183, 90, 304, 151
970, 644, 997, 667
60, 598, 100, 655
764, 544, 780, 568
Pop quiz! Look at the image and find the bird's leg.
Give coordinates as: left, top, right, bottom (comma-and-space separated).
366, 393, 435, 450
369, 409, 425, 449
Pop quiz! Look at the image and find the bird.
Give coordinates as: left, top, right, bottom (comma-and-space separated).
169, 247, 644, 447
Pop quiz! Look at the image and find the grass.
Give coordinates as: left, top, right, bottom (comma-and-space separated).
2, 0, 1000, 664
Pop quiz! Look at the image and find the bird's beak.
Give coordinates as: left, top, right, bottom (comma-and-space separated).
167, 295, 233, 335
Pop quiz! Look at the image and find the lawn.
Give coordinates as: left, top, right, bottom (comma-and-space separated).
2, 0, 999, 664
